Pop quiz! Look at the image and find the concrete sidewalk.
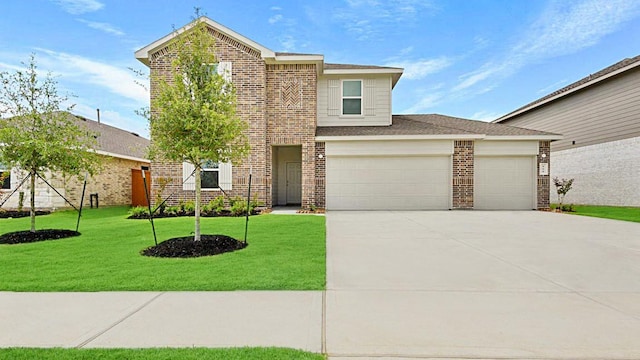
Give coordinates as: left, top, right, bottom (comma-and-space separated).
0, 291, 323, 351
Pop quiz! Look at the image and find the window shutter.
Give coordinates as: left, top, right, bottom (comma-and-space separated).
9, 168, 15, 189
217, 61, 232, 82
182, 162, 195, 190
219, 162, 232, 190
327, 79, 340, 116
364, 78, 376, 116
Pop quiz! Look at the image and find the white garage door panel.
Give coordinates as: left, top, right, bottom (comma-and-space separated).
475, 156, 535, 210
326, 156, 450, 210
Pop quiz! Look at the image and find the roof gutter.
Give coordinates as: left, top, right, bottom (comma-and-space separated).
316, 134, 562, 142
95, 150, 150, 163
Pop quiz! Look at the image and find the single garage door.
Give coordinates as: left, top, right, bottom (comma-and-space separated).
475, 156, 536, 210
326, 156, 451, 210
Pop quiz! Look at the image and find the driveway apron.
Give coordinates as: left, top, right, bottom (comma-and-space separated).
325, 211, 640, 359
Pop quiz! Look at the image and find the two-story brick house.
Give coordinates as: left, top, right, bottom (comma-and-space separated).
136, 17, 560, 211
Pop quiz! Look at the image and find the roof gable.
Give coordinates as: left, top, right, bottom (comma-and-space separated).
495, 55, 640, 123
135, 16, 276, 66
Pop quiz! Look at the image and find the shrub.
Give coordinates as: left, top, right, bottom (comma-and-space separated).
229, 196, 246, 216
164, 205, 179, 216
129, 206, 149, 218
183, 200, 195, 213
212, 195, 226, 213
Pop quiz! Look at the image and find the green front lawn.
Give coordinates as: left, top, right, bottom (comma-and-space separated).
0, 207, 325, 291
0, 347, 325, 360
570, 204, 640, 223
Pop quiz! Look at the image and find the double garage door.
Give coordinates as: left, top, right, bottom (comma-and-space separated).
326, 155, 451, 210
324, 140, 537, 210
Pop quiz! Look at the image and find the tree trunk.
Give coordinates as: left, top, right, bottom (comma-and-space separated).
30, 170, 36, 233
194, 166, 201, 242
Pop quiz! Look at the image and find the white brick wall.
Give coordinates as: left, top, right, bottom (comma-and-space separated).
551, 136, 640, 206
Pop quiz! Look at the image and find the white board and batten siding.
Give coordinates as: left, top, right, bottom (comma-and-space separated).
182, 162, 232, 191
317, 75, 392, 126
474, 141, 538, 210
325, 140, 453, 210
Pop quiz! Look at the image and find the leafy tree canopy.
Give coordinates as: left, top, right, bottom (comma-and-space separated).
0, 54, 100, 231
149, 17, 250, 167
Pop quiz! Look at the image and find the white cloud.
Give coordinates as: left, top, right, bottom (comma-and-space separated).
77, 19, 124, 36
36, 48, 148, 103
470, 110, 503, 122
270, 6, 282, 11
279, 35, 296, 52
268, 14, 283, 25
334, 0, 437, 40
385, 57, 451, 80
267, 9, 299, 51
452, 0, 640, 93
399, 46, 414, 56
51, 0, 104, 14
0, 61, 24, 72
537, 79, 569, 94
403, 93, 443, 113
452, 66, 502, 92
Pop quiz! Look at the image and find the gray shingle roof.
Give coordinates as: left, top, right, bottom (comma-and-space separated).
316, 114, 558, 137
70, 113, 150, 160
496, 54, 640, 122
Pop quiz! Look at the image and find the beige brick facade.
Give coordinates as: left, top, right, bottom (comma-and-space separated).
148, 27, 318, 208
266, 64, 317, 208
2, 154, 148, 209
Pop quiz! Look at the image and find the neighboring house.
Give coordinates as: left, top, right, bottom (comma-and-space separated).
1, 113, 151, 209
494, 55, 640, 206
135, 17, 560, 211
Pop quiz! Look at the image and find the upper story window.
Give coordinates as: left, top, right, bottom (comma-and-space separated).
201, 160, 220, 189
342, 80, 362, 115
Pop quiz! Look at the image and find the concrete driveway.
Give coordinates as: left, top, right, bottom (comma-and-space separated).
325, 211, 640, 359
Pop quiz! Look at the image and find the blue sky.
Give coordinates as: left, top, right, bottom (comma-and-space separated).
1, 0, 639, 138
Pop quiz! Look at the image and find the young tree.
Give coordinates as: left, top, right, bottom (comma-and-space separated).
150, 17, 250, 241
0, 54, 100, 232
553, 177, 574, 211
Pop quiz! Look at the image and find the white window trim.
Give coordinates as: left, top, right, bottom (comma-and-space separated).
341, 79, 363, 117
183, 161, 232, 191
201, 161, 220, 191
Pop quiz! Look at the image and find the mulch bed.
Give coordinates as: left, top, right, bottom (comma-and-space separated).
0, 229, 80, 244
128, 210, 260, 220
0, 210, 50, 219
141, 234, 247, 258
297, 208, 326, 214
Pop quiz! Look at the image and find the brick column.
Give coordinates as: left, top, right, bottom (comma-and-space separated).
537, 141, 551, 210
314, 142, 326, 208
452, 140, 474, 209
